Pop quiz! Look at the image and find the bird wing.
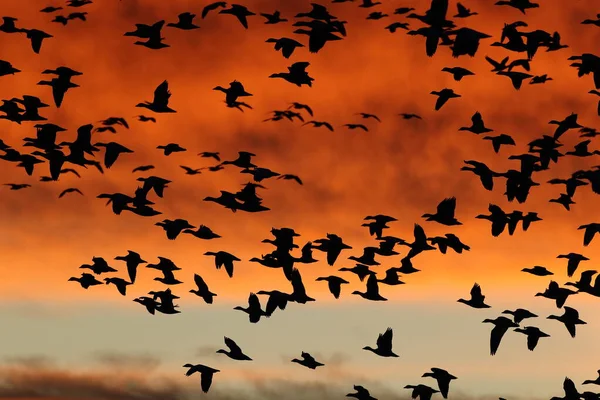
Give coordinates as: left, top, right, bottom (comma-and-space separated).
470, 283, 483, 300
326, 246, 342, 266
594, 69, 600, 90
490, 218, 506, 237
564, 306, 578, 319
51, 81, 66, 108
527, 332, 539, 351
162, 269, 176, 281
224, 336, 242, 353
489, 324, 508, 355
303, 352, 316, 363
413, 223, 427, 243
437, 197, 456, 216
566, 259, 578, 277
127, 262, 137, 283
200, 370, 214, 393
104, 147, 120, 169
428, 0, 449, 24
30, 34, 43, 54
365, 273, 380, 295
376, 327, 393, 350
565, 321, 577, 338
583, 225, 597, 246
224, 259, 234, 278
291, 268, 307, 296
194, 273, 208, 291
328, 280, 341, 299
235, 13, 250, 29
437, 376, 451, 398
564, 378, 579, 398
290, 61, 310, 74
435, 95, 447, 110
153, 80, 171, 107
248, 292, 261, 309
264, 294, 280, 315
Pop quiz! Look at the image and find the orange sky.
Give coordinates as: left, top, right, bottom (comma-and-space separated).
0, 0, 599, 303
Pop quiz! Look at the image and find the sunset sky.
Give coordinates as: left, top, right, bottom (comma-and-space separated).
0, 0, 599, 398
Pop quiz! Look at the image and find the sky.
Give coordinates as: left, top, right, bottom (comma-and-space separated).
0, 0, 599, 398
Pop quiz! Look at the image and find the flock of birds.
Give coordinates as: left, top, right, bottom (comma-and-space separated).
1, 0, 600, 398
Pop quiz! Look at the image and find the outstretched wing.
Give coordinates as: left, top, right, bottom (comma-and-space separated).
224, 336, 243, 353
194, 273, 208, 291
366, 273, 380, 295
376, 327, 393, 350
437, 197, 457, 216
153, 80, 171, 107
470, 283, 484, 300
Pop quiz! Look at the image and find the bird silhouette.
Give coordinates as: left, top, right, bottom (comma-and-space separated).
269, 62, 314, 87
291, 352, 324, 369
352, 273, 387, 301
442, 66, 475, 81
155, 219, 195, 240
547, 307, 586, 338
582, 370, 600, 385
183, 364, 219, 393
167, 12, 200, 30
202, 2, 227, 18
363, 328, 398, 357
68, 273, 102, 289
114, 250, 146, 284
204, 251, 240, 278
37, 67, 82, 108
219, 4, 255, 29
482, 316, 519, 355
104, 277, 131, 296
495, 0, 539, 14
431, 89, 461, 110
535, 281, 578, 308
136, 81, 176, 113
502, 308, 538, 324
404, 384, 440, 400
190, 273, 217, 304
58, 187, 83, 198
422, 368, 457, 399
422, 197, 462, 225
234, 293, 268, 323
578, 223, 600, 246
217, 337, 252, 360
261, 10, 287, 24
347, 385, 378, 400
316, 275, 349, 299
458, 283, 491, 308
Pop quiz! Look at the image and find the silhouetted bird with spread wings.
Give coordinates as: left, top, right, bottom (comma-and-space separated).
136, 81, 176, 113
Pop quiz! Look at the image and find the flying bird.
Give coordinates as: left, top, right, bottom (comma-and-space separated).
136, 80, 176, 113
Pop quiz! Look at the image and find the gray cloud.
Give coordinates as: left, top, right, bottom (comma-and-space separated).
0, 363, 512, 400
90, 351, 162, 371
194, 345, 221, 358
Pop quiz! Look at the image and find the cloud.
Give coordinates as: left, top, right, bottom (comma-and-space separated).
0, 362, 527, 400
0, 366, 184, 400
0, 366, 454, 400
194, 345, 221, 358
1, 355, 55, 370
90, 351, 162, 372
